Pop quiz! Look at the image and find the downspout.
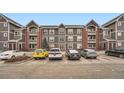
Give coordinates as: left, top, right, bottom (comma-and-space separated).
115, 20, 118, 48
7, 21, 10, 50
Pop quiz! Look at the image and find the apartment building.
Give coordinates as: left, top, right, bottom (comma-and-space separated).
24, 20, 42, 51
82, 20, 102, 50
0, 13, 25, 51
0, 13, 101, 51
42, 24, 83, 50
100, 13, 124, 50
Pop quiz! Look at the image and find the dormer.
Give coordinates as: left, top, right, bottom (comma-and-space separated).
26, 20, 39, 35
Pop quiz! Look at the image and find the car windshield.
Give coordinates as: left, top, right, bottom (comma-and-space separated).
50, 49, 60, 52
35, 50, 42, 53
69, 50, 79, 54
3, 50, 14, 54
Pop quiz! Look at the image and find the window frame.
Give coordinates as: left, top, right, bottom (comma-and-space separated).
3, 32, 7, 37
68, 29, 73, 34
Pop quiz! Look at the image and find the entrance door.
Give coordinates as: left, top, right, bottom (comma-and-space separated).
109, 43, 112, 50
113, 43, 116, 49
13, 43, 16, 50
19, 44, 22, 51
59, 44, 65, 51
9, 43, 12, 50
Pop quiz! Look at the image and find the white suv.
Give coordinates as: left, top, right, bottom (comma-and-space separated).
49, 48, 63, 60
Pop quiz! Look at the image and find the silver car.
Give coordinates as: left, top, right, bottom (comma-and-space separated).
80, 49, 97, 59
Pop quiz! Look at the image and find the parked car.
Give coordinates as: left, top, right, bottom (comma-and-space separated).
49, 48, 63, 60
32, 49, 48, 59
0, 50, 26, 60
65, 49, 81, 60
105, 48, 124, 58
80, 49, 97, 59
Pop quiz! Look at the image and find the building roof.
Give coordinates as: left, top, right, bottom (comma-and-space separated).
41, 25, 58, 28
65, 25, 84, 28
86, 19, 99, 27
102, 13, 124, 27
41, 24, 84, 28
26, 20, 39, 27
0, 13, 23, 28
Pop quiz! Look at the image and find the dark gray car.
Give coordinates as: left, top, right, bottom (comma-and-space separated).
65, 50, 81, 60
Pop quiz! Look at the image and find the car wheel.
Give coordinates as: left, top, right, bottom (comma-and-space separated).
94, 57, 97, 59
61, 57, 63, 60
119, 54, 124, 58
84, 56, 87, 59
34, 58, 37, 60
45, 54, 48, 57
11, 55, 15, 59
105, 52, 109, 56
23, 53, 26, 56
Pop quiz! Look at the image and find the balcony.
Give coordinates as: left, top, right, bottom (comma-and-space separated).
88, 39, 96, 43
29, 40, 37, 42
29, 32, 37, 35
88, 32, 96, 35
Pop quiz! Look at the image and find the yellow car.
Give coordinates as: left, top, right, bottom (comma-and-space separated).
33, 49, 48, 59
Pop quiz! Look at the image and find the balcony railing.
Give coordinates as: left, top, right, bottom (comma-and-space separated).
29, 40, 37, 42
88, 40, 96, 43
88, 32, 96, 35
29, 32, 37, 35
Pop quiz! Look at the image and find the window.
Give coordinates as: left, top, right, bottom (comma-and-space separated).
87, 28, 95, 32
3, 33, 7, 37
49, 44, 54, 48
59, 28, 65, 34
68, 29, 73, 34
68, 36, 73, 41
118, 21, 122, 26
88, 44, 95, 48
88, 35, 95, 40
3, 22, 7, 27
14, 32, 20, 36
77, 36, 82, 41
29, 36, 37, 41
49, 29, 55, 35
118, 42, 122, 46
30, 28, 37, 34
77, 44, 82, 49
29, 44, 36, 49
3, 42, 7, 47
59, 37, 65, 42
43, 29, 48, 35
49, 37, 54, 42
68, 43, 73, 49
118, 32, 122, 36
59, 44, 64, 50
77, 29, 81, 34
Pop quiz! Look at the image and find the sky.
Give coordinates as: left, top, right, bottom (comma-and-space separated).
4, 13, 121, 26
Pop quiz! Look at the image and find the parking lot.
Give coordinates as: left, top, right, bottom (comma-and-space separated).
0, 51, 124, 79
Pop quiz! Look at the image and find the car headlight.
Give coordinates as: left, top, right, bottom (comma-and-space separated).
5, 54, 9, 56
